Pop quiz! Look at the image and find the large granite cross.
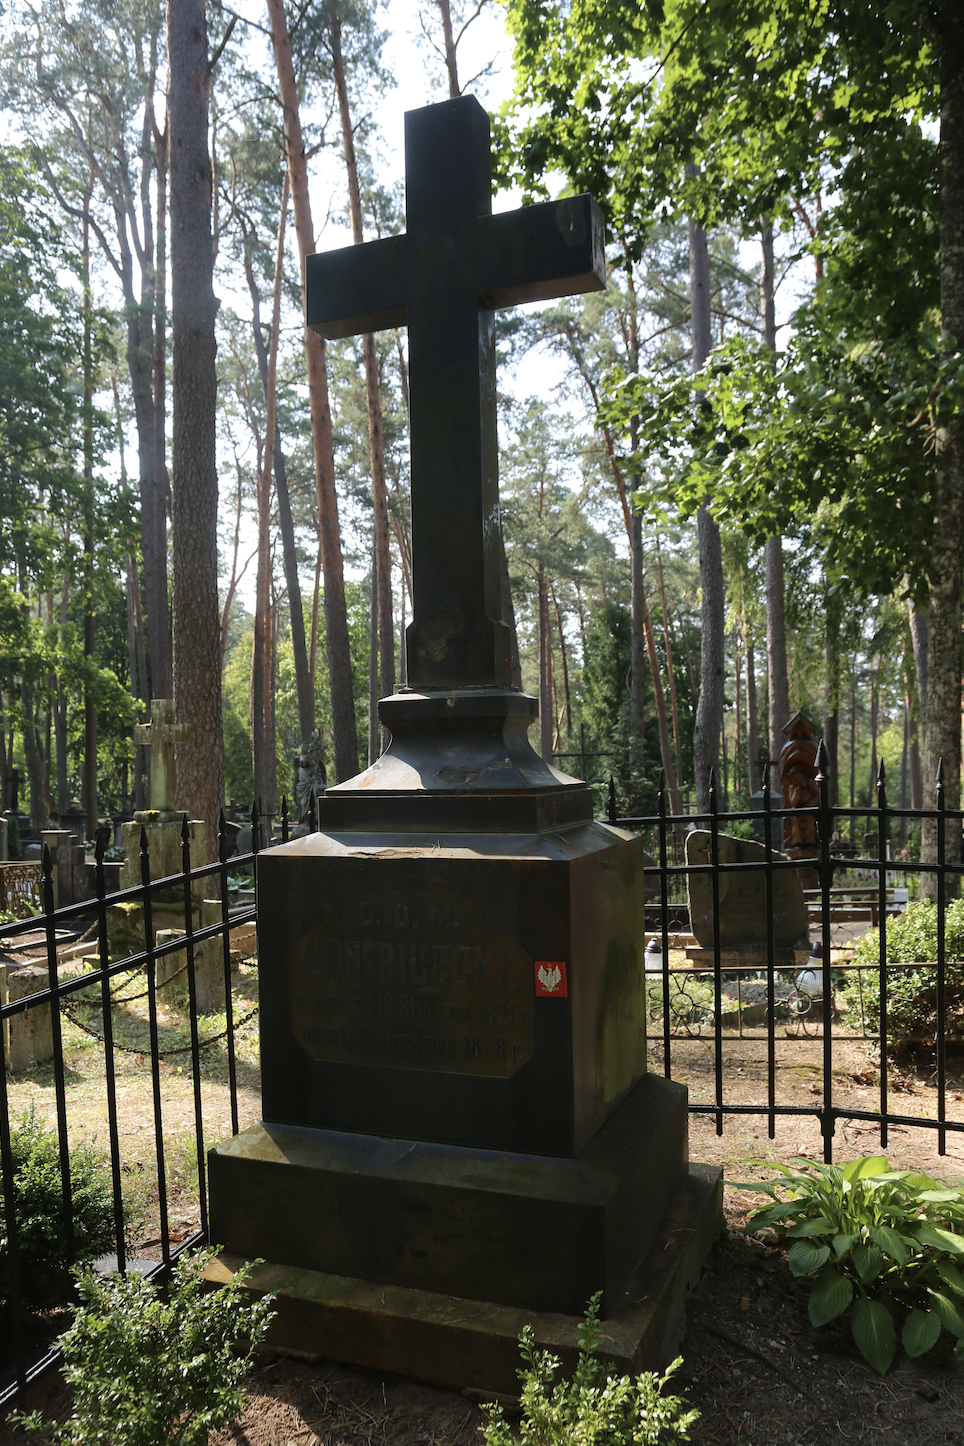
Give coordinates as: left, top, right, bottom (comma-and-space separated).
307, 96, 605, 692
134, 698, 190, 815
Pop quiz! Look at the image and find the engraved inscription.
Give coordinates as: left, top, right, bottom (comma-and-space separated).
290, 886, 534, 1076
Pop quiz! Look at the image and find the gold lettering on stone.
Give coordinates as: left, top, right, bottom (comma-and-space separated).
290, 886, 534, 1077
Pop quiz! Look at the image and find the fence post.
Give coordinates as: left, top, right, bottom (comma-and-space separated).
43, 844, 74, 1288
656, 770, 671, 1075
816, 739, 834, 1162
708, 767, 723, 1137
141, 824, 170, 1265
937, 757, 946, 1154
180, 815, 207, 1239
218, 808, 239, 1137
94, 828, 125, 1271
762, 762, 776, 1140
876, 761, 889, 1150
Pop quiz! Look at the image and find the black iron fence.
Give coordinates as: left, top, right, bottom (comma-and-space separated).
611, 750, 964, 1170
0, 805, 278, 1405
0, 762, 962, 1406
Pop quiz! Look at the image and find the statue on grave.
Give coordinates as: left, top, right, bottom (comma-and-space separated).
134, 699, 190, 819
781, 711, 819, 849
295, 731, 327, 825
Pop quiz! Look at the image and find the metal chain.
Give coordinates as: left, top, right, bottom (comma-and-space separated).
62, 1003, 259, 1058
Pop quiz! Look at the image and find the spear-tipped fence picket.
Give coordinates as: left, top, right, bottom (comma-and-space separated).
607, 751, 964, 1166
0, 769, 962, 1405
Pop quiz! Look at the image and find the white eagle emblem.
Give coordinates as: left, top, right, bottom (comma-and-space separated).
537, 964, 562, 994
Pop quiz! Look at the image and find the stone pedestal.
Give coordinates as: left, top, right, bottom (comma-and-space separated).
41, 831, 74, 909
155, 914, 226, 1014
208, 688, 721, 1386
3, 965, 54, 1072
119, 814, 205, 892
107, 815, 207, 962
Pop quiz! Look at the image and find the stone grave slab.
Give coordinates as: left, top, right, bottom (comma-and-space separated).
685, 829, 808, 952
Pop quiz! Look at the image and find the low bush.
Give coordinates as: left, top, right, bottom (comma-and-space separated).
484, 1294, 699, 1445
841, 897, 964, 1048
1, 1109, 116, 1312
12, 1247, 275, 1444
741, 1155, 964, 1374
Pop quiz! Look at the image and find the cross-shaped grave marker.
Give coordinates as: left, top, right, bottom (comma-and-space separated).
134, 698, 190, 815
307, 96, 605, 692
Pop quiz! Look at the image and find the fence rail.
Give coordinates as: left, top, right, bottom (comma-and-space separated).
0, 760, 962, 1406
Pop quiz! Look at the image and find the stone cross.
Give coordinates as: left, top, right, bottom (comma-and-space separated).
306, 96, 605, 691
134, 699, 190, 815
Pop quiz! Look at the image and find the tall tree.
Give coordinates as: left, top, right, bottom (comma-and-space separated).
167, 0, 226, 851
3, 0, 173, 698
266, 0, 359, 781
327, 4, 394, 726
689, 203, 724, 812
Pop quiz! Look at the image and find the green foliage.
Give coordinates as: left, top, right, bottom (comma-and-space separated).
841, 899, 964, 1049
11, 1247, 275, 1445
1, 1109, 116, 1312
484, 1294, 698, 1446
741, 1156, 964, 1374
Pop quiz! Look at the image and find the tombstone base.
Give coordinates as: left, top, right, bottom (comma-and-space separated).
683, 945, 809, 967
209, 1075, 689, 1320
204, 1160, 721, 1395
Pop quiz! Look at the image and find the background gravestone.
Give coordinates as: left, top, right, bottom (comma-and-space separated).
685, 830, 808, 954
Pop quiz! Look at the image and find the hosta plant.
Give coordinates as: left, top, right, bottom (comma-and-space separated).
741, 1155, 964, 1374
484, 1294, 699, 1446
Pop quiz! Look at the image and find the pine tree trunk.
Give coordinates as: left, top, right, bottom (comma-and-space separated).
55, 582, 69, 814
907, 590, 928, 733
629, 508, 646, 739
82, 187, 97, 840
765, 535, 790, 768
922, 2, 964, 898
437, 0, 460, 97
267, 0, 358, 781
538, 561, 552, 761
760, 223, 790, 778
642, 583, 683, 814
549, 580, 571, 737
20, 677, 47, 832
330, 13, 394, 727
655, 536, 683, 783
151, 116, 171, 699
499, 523, 522, 690
745, 628, 760, 795
733, 647, 741, 796
168, 0, 224, 856
824, 586, 841, 806
688, 192, 724, 813
369, 565, 379, 767
243, 183, 315, 746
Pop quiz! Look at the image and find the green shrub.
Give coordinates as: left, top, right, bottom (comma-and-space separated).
741, 1155, 964, 1374
484, 1294, 698, 1446
12, 1247, 275, 1444
1, 1109, 116, 1312
841, 897, 964, 1048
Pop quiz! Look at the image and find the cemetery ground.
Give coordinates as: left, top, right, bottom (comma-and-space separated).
1, 952, 964, 1443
